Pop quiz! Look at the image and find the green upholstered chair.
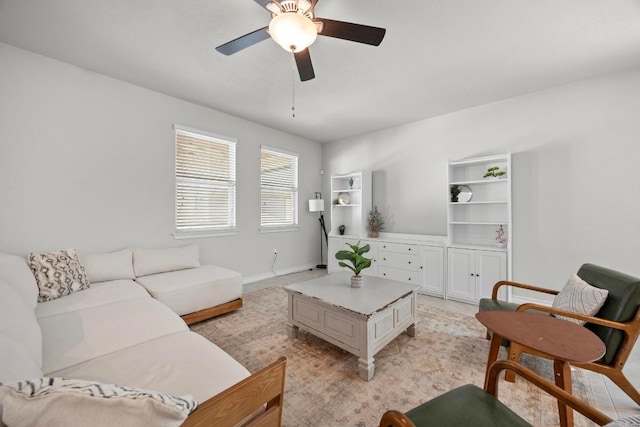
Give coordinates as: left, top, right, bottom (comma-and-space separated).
478, 263, 640, 405
378, 359, 612, 427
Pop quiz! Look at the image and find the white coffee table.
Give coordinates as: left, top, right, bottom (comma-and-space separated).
284, 272, 420, 381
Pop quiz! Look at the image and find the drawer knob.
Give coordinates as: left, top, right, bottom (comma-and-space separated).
420, 266, 423, 269
383, 258, 386, 261
476, 274, 480, 277
408, 261, 411, 264
470, 273, 474, 277
408, 278, 411, 281
383, 273, 386, 276
408, 248, 412, 251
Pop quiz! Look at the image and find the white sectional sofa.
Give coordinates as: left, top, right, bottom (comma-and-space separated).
83, 244, 244, 324
0, 251, 286, 426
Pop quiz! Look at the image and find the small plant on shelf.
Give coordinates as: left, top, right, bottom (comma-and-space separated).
338, 224, 345, 235
483, 166, 506, 179
348, 177, 354, 189
367, 206, 384, 238
335, 241, 372, 288
450, 185, 461, 202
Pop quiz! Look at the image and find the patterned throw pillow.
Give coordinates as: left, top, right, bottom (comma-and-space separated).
0, 377, 197, 427
551, 274, 609, 325
28, 249, 90, 302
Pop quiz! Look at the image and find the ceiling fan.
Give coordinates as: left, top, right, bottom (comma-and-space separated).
215, 0, 386, 82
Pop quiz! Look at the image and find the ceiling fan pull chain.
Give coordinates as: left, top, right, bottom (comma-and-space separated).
291, 65, 296, 118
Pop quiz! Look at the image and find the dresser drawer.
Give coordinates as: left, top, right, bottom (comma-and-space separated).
379, 252, 419, 271
378, 266, 420, 284
378, 242, 419, 254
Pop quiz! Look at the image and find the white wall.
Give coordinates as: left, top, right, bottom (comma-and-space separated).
0, 43, 323, 279
323, 68, 640, 292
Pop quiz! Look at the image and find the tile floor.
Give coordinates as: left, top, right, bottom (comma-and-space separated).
243, 268, 640, 422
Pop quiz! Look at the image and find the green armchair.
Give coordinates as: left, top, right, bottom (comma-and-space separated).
478, 263, 640, 405
379, 359, 612, 426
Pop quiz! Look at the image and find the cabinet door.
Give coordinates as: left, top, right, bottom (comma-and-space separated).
420, 246, 444, 297
327, 237, 342, 273
476, 250, 507, 300
447, 248, 476, 302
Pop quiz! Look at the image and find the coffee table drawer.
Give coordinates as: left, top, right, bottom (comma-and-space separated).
292, 296, 360, 349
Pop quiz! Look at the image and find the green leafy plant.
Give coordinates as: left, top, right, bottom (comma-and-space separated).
335, 241, 372, 276
450, 185, 461, 199
367, 206, 385, 233
483, 166, 506, 178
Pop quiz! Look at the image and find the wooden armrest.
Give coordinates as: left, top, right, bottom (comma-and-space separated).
487, 360, 613, 426
516, 303, 630, 331
378, 360, 613, 427
182, 357, 286, 427
379, 410, 416, 427
491, 280, 559, 300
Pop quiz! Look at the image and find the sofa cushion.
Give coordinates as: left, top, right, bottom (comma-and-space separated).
0, 278, 43, 369
0, 253, 39, 308
0, 377, 196, 427
552, 274, 609, 325
49, 331, 251, 403
0, 335, 43, 383
578, 263, 640, 366
36, 279, 149, 319
133, 244, 200, 277
81, 248, 135, 283
28, 249, 90, 302
39, 298, 188, 374
135, 265, 242, 316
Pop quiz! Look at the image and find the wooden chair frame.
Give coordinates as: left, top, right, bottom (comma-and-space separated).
182, 357, 286, 427
379, 359, 613, 427
489, 280, 640, 405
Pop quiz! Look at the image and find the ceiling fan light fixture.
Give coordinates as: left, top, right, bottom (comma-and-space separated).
268, 12, 317, 53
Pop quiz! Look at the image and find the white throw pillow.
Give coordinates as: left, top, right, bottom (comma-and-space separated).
81, 248, 135, 283
551, 274, 609, 325
27, 249, 90, 302
133, 244, 200, 277
0, 378, 197, 427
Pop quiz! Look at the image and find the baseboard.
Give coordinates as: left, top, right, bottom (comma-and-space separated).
242, 263, 319, 284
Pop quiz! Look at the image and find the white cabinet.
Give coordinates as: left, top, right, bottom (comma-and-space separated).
330, 171, 372, 238
447, 153, 512, 302
447, 248, 506, 303
328, 234, 445, 297
420, 245, 445, 297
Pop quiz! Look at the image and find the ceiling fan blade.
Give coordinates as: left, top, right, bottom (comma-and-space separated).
294, 48, 315, 81
215, 27, 270, 55
314, 18, 386, 46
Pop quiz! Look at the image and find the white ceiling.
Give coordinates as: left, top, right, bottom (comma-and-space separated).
1, 0, 640, 143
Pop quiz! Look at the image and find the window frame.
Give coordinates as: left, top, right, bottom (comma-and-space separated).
174, 124, 237, 239
259, 145, 300, 233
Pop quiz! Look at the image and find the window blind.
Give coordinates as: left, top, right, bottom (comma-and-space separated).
260, 146, 298, 229
175, 126, 236, 237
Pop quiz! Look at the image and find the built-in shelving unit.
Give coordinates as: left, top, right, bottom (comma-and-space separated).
329, 171, 372, 238
446, 154, 512, 303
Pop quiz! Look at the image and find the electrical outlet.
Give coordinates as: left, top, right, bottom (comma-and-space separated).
273, 249, 278, 255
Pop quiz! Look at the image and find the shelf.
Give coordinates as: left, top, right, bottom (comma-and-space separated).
450, 179, 508, 186
448, 243, 508, 252
450, 201, 508, 205
450, 221, 507, 226
449, 154, 509, 167
332, 204, 361, 207
332, 189, 360, 193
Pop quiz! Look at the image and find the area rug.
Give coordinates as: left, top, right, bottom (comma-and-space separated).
191, 272, 597, 427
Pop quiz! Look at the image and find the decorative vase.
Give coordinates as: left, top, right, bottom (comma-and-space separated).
351, 275, 363, 288
369, 232, 379, 238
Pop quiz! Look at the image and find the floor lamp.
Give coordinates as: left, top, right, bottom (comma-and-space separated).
309, 193, 328, 269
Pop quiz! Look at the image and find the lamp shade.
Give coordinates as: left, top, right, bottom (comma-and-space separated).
308, 199, 324, 212
269, 12, 318, 53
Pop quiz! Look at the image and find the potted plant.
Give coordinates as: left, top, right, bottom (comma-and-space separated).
348, 177, 354, 189
338, 224, 345, 235
367, 206, 384, 238
335, 241, 372, 288
450, 185, 461, 202
483, 166, 506, 179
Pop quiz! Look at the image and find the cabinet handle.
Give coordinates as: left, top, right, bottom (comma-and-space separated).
420, 266, 423, 269
408, 248, 412, 251
470, 273, 474, 277
476, 274, 480, 277
383, 258, 386, 261
408, 277, 411, 281
408, 261, 411, 264
383, 245, 387, 248
383, 273, 386, 276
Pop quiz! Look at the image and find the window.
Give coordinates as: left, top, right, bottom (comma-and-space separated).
260, 146, 299, 231
174, 125, 236, 238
